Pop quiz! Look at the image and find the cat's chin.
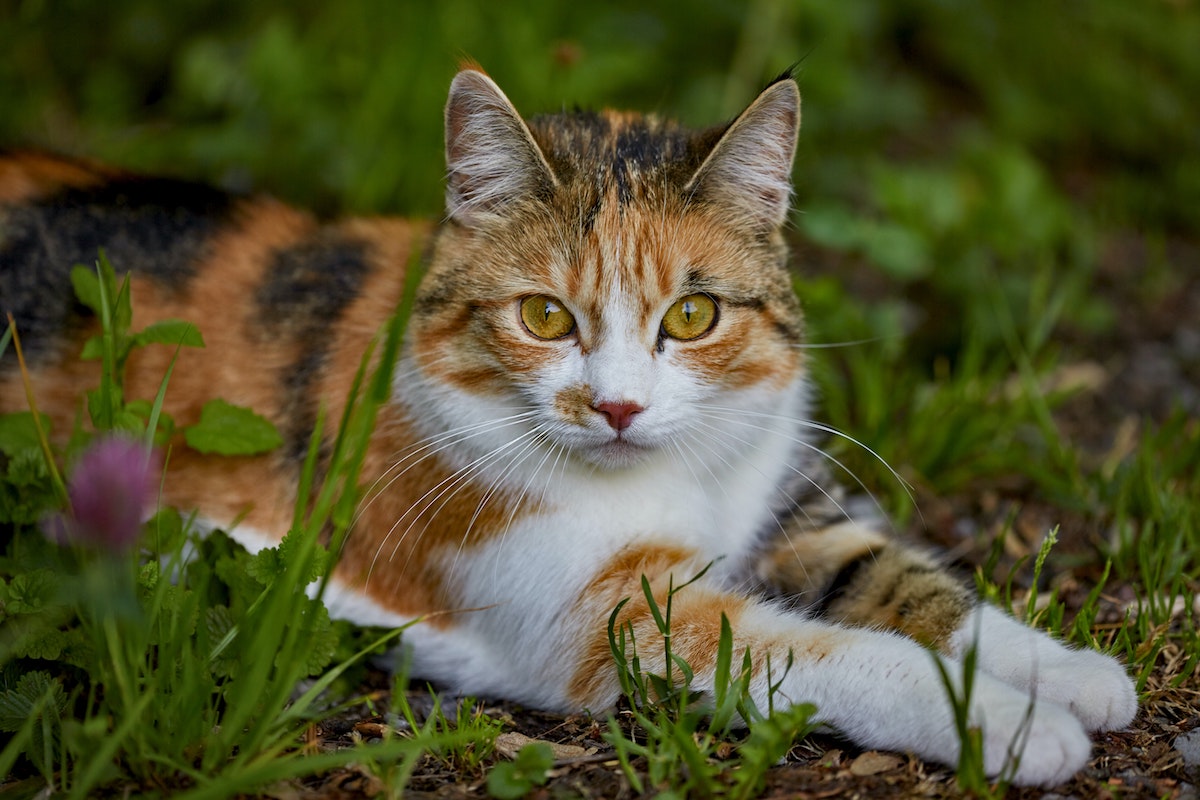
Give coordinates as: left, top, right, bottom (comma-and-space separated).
574, 439, 657, 470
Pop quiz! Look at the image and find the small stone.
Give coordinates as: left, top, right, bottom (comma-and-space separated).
1175, 730, 1200, 769
352, 721, 392, 739
849, 750, 903, 776
494, 731, 588, 761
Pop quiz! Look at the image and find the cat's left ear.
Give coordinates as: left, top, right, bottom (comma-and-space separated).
444, 68, 558, 225
685, 75, 800, 230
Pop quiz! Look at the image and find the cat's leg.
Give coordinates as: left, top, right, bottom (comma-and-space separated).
562, 541, 1093, 787
755, 520, 1138, 734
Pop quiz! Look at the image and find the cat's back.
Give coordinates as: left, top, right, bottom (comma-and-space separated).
0, 150, 427, 531
1, 151, 418, 356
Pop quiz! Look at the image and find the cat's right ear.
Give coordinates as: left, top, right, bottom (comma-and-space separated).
444, 69, 557, 226
685, 75, 800, 231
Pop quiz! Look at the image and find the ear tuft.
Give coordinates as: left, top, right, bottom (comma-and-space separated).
444, 69, 556, 225
686, 78, 800, 230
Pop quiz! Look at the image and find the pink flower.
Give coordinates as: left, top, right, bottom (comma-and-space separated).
43, 437, 160, 552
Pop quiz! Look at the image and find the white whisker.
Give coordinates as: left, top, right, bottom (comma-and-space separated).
365, 423, 544, 582
689, 414, 856, 532
355, 409, 540, 527
698, 404, 915, 506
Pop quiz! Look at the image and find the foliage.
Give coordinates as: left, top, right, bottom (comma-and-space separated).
603, 568, 816, 798
0, 255, 423, 795
184, 398, 284, 455
486, 742, 554, 800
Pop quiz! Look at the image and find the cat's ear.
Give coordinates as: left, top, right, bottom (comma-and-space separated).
685, 76, 800, 230
444, 68, 557, 225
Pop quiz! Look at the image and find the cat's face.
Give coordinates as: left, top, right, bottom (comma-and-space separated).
407, 69, 803, 469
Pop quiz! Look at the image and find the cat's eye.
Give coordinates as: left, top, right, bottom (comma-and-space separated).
519, 295, 576, 340
661, 293, 718, 341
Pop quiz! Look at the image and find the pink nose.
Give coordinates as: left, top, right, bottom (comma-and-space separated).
593, 401, 644, 432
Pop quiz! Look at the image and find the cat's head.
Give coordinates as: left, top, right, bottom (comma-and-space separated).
407, 67, 805, 469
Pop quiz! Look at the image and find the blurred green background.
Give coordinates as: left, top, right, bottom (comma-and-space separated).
3, 0, 1198, 505
5, 0, 1196, 223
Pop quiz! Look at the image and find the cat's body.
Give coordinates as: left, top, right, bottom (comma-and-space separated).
0, 69, 1135, 786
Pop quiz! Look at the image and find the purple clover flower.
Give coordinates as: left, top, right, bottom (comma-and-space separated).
43, 436, 160, 552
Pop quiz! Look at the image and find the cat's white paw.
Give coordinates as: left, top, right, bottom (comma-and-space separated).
952, 605, 1138, 732
974, 693, 1092, 787
1025, 647, 1138, 732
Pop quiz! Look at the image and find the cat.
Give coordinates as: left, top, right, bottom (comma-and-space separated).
0, 66, 1136, 786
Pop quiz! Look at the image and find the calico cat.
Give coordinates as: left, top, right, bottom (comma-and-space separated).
0, 67, 1136, 786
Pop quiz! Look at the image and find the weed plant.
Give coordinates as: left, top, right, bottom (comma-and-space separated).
603, 568, 816, 799
0, 253, 429, 796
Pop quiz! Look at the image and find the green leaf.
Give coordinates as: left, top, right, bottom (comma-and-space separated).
133, 319, 205, 349
79, 335, 104, 360
799, 203, 861, 251
277, 530, 330, 584
859, 220, 931, 280
138, 560, 161, 592
12, 624, 68, 661
206, 604, 239, 677
246, 546, 283, 586
183, 399, 283, 455
101, 252, 134, 334
6, 569, 59, 614
0, 671, 68, 733
86, 385, 123, 429
126, 399, 176, 446
0, 413, 52, 457
144, 507, 186, 554
486, 742, 554, 799
70, 265, 102, 314
0, 449, 57, 524
296, 602, 337, 676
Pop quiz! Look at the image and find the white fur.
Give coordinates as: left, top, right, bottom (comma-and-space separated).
949, 604, 1139, 732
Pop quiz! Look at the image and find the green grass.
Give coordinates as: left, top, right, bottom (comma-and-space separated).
0, 255, 431, 796
603, 568, 816, 799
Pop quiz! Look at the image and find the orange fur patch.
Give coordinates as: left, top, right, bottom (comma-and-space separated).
0, 152, 111, 203
565, 542, 744, 707
333, 404, 536, 625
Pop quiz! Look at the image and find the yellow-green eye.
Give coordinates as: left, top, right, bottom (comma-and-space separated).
519, 295, 575, 340
661, 293, 718, 340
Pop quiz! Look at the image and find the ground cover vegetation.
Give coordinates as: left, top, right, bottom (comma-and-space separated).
2, 1, 1198, 797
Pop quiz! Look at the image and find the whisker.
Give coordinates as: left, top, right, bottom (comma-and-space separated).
486, 424, 569, 590
355, 410, 539, 526
365, 424, 544, 582
789, 337, 885, 350
445, 423, 554, 582
692, 406, 904, 542
687, 414, 880, 589
698, 404, 915, 506
689, 414, 859, 531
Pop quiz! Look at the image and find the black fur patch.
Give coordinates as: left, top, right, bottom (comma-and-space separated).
255, 234, 372, 463
810, 552, 875, 618
0, 176, 233, 361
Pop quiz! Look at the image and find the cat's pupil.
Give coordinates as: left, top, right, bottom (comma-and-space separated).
681, 300, 698, 322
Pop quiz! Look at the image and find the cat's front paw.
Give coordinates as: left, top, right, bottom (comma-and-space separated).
975, 693, 1091, 787
1027, 647, 1138, 732
953, 606, 1138, 732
